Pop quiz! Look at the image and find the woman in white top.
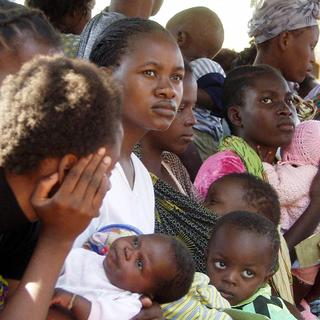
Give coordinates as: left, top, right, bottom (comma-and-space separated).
75, 18, 183, 241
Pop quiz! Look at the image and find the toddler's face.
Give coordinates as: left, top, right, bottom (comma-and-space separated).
104, 234, 172, 298
207, 224, 273, 306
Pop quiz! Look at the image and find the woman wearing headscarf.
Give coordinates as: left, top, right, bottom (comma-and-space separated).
249, 0, 320, 122
249, 0, 319, 85
248, 2, 320, 315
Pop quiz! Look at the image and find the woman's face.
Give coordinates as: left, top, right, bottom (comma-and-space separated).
145, 71, 197, 154
235, 73, 296, 149
112, 32, 184, 134
282, 25, 319, 83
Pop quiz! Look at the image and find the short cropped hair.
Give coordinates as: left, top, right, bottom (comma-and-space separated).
152, 234, 195, 304
212, 173, 281, 225
90, 17, 174, 68
0, 55, 122, 174
166, 6, 224, 58
0, 1, 60, 52
222, 65, 283, 133
209, 211, 280, 272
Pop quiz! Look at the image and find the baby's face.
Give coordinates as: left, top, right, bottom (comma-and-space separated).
207, 224, 273, 306
204, 178, 255, 215
104, 235, 172, 298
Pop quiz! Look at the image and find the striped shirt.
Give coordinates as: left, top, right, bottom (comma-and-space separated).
190, 58, 225, 140
161, 272, 232, 320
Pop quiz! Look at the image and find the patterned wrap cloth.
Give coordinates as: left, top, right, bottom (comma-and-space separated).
152, 173, 217, 274
0, 275, 8, 310
248, 0, 320, 44
133, 147, 218, 273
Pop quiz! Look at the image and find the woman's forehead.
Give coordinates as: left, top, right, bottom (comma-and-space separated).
124, 33, 183, 67
249, 72, 289, 93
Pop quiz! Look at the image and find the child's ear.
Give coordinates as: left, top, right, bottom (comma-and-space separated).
177, 31, 188, 48
58, 154, 78, 184
228, 105, 242, 128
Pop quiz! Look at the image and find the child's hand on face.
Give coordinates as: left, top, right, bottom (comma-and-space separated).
51, 288, 75, 309
30, 148, 112, 243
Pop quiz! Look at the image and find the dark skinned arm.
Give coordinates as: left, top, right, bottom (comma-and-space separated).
51, 289, 91, 320
0, 150, 111, 320
132, 297, 164, 320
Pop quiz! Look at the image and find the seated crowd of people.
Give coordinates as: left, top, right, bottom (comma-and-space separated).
0, 0, 320, 319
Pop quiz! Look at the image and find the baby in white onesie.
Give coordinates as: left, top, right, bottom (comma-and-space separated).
52, 234, 195, 320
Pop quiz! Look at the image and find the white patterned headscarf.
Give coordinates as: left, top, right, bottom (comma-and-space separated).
248, 0, 320, 44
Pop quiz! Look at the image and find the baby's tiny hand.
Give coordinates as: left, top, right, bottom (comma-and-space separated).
51, 288, 74, 308
133, 298, 163, 320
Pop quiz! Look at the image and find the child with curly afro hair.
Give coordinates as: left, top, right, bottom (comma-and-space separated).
0, 54, 123, 294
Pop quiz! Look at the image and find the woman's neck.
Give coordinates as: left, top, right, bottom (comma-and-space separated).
254, 50, 282, 72
233, 131, 278, 164
120, 120, 148, 160
139, 139, 163, 177
140, 138, 181, 191
119, 121, 148, 189
247, 140, 278, 164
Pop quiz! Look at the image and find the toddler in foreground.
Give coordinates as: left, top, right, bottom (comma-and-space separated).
203, 173, 307, 318
52, 234, 195, 320
207, 211, 297, 319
